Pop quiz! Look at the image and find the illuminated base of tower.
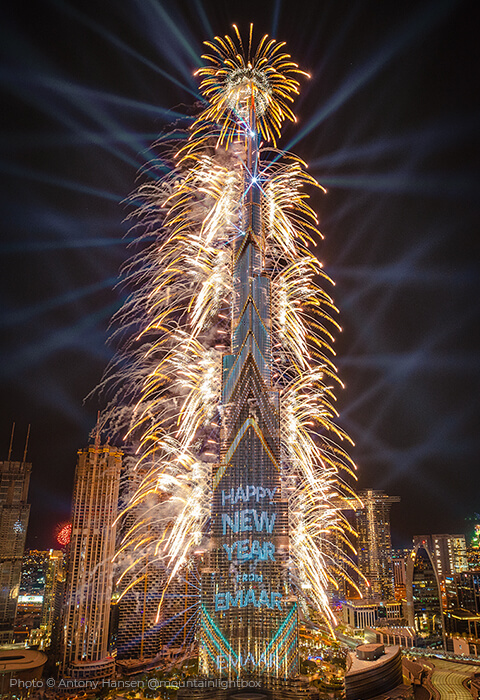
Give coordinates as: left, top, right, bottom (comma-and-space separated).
177, 675, 310, 700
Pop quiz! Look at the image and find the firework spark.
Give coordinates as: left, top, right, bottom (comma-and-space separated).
103, 25, 363, 636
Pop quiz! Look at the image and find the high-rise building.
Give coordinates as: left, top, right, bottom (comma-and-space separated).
198, 44, 299, 684
41, 549, 65, 651
406, 543, 445, 647
19, 550, 49, 597
433, 534, 468, 577
115, 557, 164, 662
455, 570, 480, 614
0, 457, 31, 642
413, 534, 468, 579
16, 550, 50, 644
355, 490, 400, 600
391, 554, 407, 602
111, 29, 356, 694
60, 443, 121, 680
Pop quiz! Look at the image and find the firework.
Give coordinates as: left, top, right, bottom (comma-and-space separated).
56, 522, 72, 547
102, 25, 363, 653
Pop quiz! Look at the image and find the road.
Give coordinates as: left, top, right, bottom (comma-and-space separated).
426, 658, 479, 699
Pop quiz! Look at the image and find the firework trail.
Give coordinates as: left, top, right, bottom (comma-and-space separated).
101, 24, 363, 636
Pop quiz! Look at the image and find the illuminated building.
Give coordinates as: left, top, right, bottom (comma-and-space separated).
40, 549, 65, 651
19, 550, 49, 597
391, 555, 407, 602
472, 523, 480, 549
355, 490, 400, 600
115, 558, 165, 662
114, 477, 199, 664
113, 498, 164, 662
109, 27, 358, 690
0, 456, 31, 643
413, 534, 468, 580
442, 570, 480, 657
15, 549, 65, 649
115, 558, 198, 663
197, 33, 300, 684
15, 550, 50, 644
406, 543, 445, 647
60, 442, 121, 679
455, 570, 480, 614
342, 600, 403, 629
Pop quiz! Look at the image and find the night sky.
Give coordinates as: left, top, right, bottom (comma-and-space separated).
1, 0, 479, 550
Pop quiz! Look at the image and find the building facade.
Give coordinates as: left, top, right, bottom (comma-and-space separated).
60, 443, 121, 679
0, 459, 31, 642
343, 600, 403, 629
355, 490, 400, 600
413, 534, 468, 579
391, 550, 408, 601
406, 543, 445, 647
456, 570, 480, 614
41, 549, 65, 651
199, 88, 298, 681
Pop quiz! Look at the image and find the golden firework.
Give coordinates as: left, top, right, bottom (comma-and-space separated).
195, 24, 309, 145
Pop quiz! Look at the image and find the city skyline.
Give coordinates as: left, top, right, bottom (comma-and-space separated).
1, 1, 479, 550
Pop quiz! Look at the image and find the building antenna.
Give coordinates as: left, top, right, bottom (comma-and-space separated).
7, 422, 15, 461
22, 424, 31, 463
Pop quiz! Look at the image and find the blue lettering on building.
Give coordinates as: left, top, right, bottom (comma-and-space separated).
215, 590, 283, 612
221, 510, 276, 535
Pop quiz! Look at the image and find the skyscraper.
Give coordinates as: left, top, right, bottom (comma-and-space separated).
406, 543, 445, 646
355, 490, 400, 600
433, 535, 468, 578
0, 456, 31, 643
41, 549, 65, 652
413, 534, 468, 580
455, 570, 480, 614
60, 442, 121, 679
391, 552, 407, 601
109, 27, 357, 691
197, 40, 299, 683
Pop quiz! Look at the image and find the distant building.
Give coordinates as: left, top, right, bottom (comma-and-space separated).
443, 570, 480, 658
413, 534, 468, 579
19, 550, 49, 596
391, 551, 407, 601
444, 609, 480, 655
455, 570, 480, 614
15, 550, 51, 643
343, 600, 403, 630
406, 543, 445, 647
60, 443, 121, 680
40, 549, 65, 651
372, 626, 419, 649
0, 458, 31, 643
355, 490, 400, 600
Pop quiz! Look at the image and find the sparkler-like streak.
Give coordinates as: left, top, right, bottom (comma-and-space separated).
104, 25, 363, 644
